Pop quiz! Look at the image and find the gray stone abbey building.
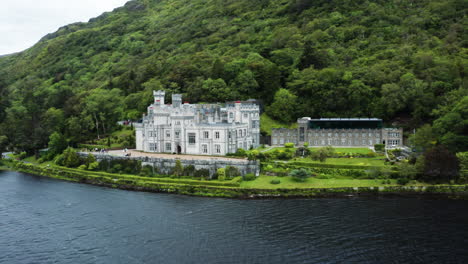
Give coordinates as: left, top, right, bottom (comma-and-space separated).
135, 91, 260, 155
272, 118, 403, 148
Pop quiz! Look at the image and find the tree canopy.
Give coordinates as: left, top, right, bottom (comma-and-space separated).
0, 0, 466, 153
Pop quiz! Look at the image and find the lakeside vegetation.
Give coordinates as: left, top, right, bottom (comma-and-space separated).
3, 160, 467, 199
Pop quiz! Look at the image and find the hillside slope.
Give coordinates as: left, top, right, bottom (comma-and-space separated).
0, 0, 466, 152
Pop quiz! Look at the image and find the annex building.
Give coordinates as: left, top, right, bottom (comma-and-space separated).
135, 91, 260, 155
272, 118, 403, 148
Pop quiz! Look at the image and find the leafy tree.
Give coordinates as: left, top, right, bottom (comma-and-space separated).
84, 88, 124, 139
48, 132, 68, 157
61, 147, 81, 168
266, 89, 298, 123
421, 145, 459, 183
409, 124, 437, 152
0, 135, 7, 158
173, 160, 184, 177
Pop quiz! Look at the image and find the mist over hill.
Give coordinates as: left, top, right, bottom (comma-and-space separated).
0, 0, 466, 153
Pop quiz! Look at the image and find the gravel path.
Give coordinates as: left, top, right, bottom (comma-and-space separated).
93, 149, 247, 162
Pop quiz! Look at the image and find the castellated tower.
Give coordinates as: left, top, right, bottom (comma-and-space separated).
172, 94, 182, 108
153, 90, 165, 105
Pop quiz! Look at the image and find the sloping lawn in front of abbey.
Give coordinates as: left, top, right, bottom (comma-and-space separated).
291, 157, 387, 167
240, 176, 427, 189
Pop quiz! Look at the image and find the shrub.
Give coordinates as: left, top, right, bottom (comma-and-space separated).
270, 179, 281, 184
397, 178, 410, 185
276, 150, 294, 160
84, 154, 96, 167
17, 152, 27, 160
195, 168, 210, 179
284, 142, 294, 148
140, 165, 154, 176
235, 148, 247, 157
62, 147, 81, 168
173, 160, 184, 177
112, 164, 123, 174
217, 168, 226, 180
289, 168, 311, 182
54, 154, 65, 166
247, 150, 260, 161
226, 166, 241, 179
183, 165, 196, 177
295, 147, 310, 157
374, 144, 385, 152
243, 173, 256, 181
88, 162, 100, 171
78, 164, 87, 170
303, 142, 309, 148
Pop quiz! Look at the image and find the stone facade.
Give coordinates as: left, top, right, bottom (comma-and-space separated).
135, 91, 260, 156
82, 153, 259, 177
272, 118, 403, 148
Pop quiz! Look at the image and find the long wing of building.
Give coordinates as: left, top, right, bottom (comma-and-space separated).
134, 91, 260, 155
272, 117, 403, 148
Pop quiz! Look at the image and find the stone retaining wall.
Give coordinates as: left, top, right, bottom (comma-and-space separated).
78, 153, 259, 177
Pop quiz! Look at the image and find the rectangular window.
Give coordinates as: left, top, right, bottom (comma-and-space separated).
175, 130, 180, 139
244, 113, 248, 118
202, 144, 208, 154
188, 133, 196, 145
166, 131, 171, 138
244, 129, 246, 137
149, 143, 157, 151
215, 144, 221, 153
203, 131, 209, 139
362, 139, 366, 145
215, 131, 220, 139
166, 143, 171, 152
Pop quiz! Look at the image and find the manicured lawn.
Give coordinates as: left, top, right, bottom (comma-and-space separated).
321, 147, 373, 154
264, 147, 295, 153
291, 157, 386, 166
241, 176, 424, 189
260, 113, 297, 136
266, 147, 379, 155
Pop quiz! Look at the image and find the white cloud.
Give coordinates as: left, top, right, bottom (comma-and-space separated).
0, 0, 130, 55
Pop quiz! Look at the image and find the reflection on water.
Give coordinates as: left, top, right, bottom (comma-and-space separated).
1, 171, 467, 264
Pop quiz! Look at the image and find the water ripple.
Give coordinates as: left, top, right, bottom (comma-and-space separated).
0, 171, 468, 264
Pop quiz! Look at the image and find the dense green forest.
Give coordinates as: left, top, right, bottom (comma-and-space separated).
0, 0, 466, 154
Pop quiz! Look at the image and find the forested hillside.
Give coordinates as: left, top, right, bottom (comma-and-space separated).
0, 0, 466, 154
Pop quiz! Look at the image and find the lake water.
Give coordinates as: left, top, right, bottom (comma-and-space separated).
1, 170, 467, 264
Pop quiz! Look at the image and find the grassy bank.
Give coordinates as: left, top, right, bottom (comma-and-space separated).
6, 161, 468, 199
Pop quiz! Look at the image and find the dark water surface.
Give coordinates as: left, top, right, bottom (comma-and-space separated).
1, 171, 467, 264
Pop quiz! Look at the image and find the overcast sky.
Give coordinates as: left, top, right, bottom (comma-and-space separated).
0, 0, 130, 55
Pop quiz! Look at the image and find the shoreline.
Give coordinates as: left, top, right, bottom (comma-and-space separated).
4, 161, 468, 200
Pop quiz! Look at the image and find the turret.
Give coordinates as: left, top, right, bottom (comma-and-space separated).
153, 90, 165, 106
172, 94, 182, 108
